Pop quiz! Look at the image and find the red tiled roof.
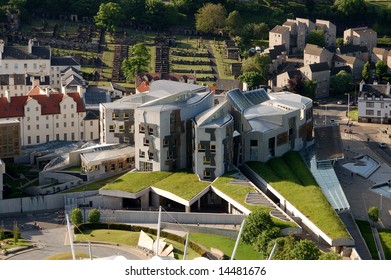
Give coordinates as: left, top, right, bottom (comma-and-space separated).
30, 94, 64, 115
28, 86, 42, 96
0, 96, 28, 118
137, 81, 150, 93
67, 92, 86, 113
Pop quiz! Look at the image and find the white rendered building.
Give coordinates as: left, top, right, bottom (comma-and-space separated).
0, 86, 99, 146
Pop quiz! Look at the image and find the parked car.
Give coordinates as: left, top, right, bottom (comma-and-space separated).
330, 119, 339, 126
379, 142, 387, 148
349, 101, 355, 106
337, 100, 346, 105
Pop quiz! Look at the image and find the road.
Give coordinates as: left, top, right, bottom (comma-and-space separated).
0, 211, 147, 260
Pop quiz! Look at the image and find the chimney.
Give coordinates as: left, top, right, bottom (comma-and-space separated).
0, 39, 4, 53
5, 90, 11, 103
28, 38, 35, 54
45, 88, 50, 97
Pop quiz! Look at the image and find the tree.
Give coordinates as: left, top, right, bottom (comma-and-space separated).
240, 22, 268, 42
336, 38, 344, 48
239, 71, 263, 89
13, 221, 19, 243
122, 43, 151, 83
241, 209, 274, 244
266, 236, 296, 260
195, 3, 227, 35
241, 53, 270, 84
307, 30, 326, 48
362, 61, 370, 82
334, 0, 366, 16
94, 2, 125, 34
88, 208, 101, 223
287, 75, 304, 94
71, 208, 83, 225
368, 206, 379, 226
225, 10, 242, 36
319, 251, 343, 260
302, 80, 317, 100
0, 221, 5, 240
290, 239, 321, 260
375, 60, 388, 80
253, 227, 281, 256
330, 70, 353, 96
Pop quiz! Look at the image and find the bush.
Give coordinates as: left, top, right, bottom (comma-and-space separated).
71, 208, 83, 225
88, 208, 101, 223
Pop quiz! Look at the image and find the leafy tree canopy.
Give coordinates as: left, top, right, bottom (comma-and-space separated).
290, 239, 321, 260
362, 61, 371, 82
368, 206, 379, 224
319, 251, 342, 260
122, 43, 151, 82
330, 70, 353, 96
375, 60, 388, 79
307, 30, 326, 48
241, 209, 274, 244
239, 71, 263, 89
88, 208, 101, 223
195, 3, 227, 35
334, 0, 366, 16
94, 2, 125, 34
71, 208, 83, 225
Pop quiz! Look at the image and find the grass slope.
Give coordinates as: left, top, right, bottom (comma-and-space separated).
101, 171, 172, 193
247, 151, 351, 240
152, 171, 210, 201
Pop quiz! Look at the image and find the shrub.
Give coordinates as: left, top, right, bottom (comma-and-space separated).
88, 208, 101, 223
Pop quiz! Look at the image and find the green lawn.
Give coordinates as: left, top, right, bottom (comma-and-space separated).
0, 239, 31, 250
348, 109, 358, 121
378, 228, 391, 260
247, 151, 351, 240
355, 220, 379, 260
152, 171, 210, 200
63, 173, 125, 193
101, 171, 172, 193
75, 229, 200, 260
210, 41, 236, 80
189, 232, 263, 260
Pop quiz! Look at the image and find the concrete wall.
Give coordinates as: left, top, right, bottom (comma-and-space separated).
110, 210, 245, 225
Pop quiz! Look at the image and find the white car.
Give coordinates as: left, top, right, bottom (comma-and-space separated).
379, 143, 387, 148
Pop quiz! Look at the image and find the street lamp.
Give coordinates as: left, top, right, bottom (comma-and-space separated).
345, 93, 350, 123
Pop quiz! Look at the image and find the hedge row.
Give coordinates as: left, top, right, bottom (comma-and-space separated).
75, 223, 208, 258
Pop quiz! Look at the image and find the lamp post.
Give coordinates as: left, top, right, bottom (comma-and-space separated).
345, 93, 350, 122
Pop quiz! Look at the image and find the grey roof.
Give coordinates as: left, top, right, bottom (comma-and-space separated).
63, 74, 85, 87
338, 45, 363, 54
268, 44, 287, 60
84, 110, 100, 120
110, 82, 127, 92
2, 46, 50, 60
51, 56, 80, 66
227, 88, 270, 113
84, 87, 110, 105
308, 62, 329, 72
215, 79, 243, 92
270, 25, 289, 34
360, 83, 391, 96
149, 79, 207, 94
314, 125, 344, 162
